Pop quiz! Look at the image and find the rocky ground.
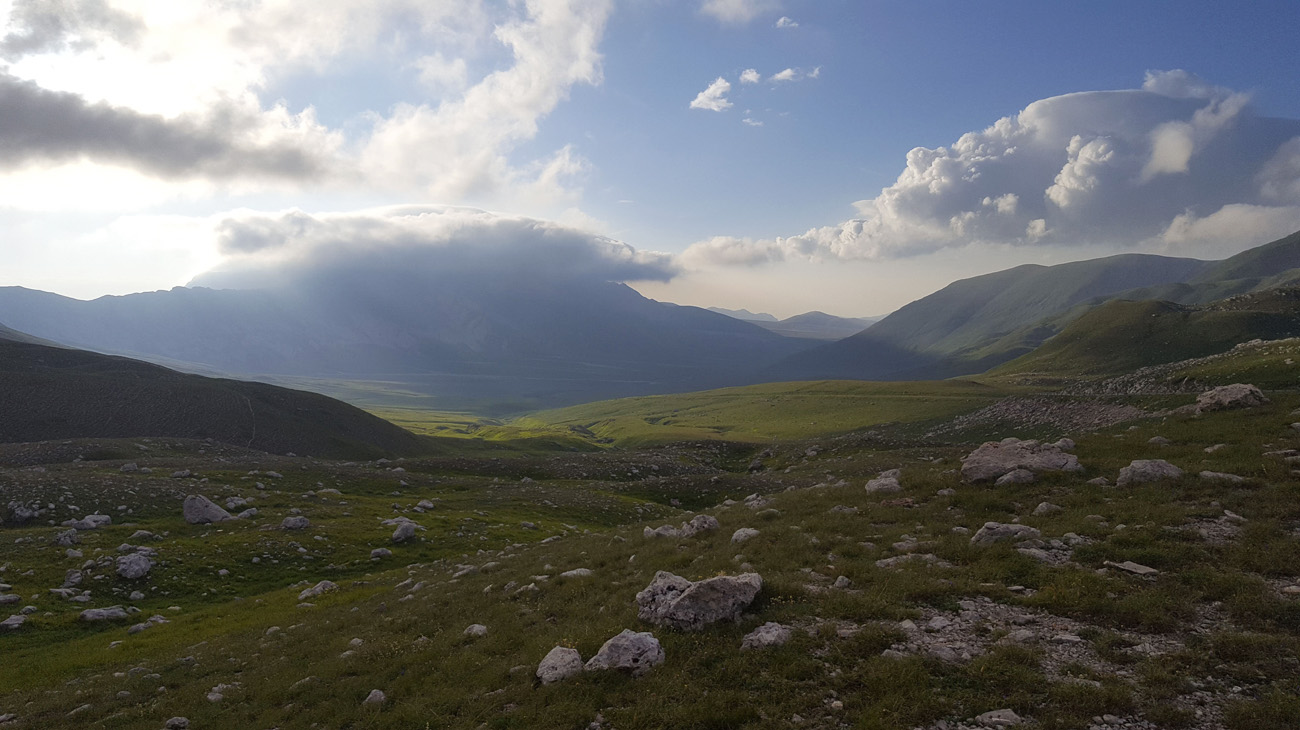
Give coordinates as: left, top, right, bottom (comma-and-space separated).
1, 385, 1299, 729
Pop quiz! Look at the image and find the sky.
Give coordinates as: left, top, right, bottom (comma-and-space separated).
3, 0, 1300, 318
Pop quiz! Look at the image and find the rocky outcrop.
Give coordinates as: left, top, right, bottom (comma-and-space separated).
1116, 459, 1184, 486
970, 522, 1041, 546
584, 629, 664, 677
183, 496, 233, 524
636, 571, 762, 631
115, 553, 153, 580
741, 622, 792, 650
865, 469, 902, 494
536, 646, 584, 684
80, 606, 129, 621
1194, 383, 1268, 413
960, 438, 1083, 483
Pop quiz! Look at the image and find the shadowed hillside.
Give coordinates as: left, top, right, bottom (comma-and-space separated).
0, 327, 430, 459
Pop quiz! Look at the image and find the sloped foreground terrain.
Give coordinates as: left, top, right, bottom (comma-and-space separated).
2, 372, 1300, 729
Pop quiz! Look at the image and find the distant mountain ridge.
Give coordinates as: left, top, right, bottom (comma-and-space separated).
710, 308, 880, 340
770, 229, 1300, 381
0, 277, 814, 411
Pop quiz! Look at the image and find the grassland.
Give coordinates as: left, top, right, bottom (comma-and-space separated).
516, 379, 1018, 445
2, 378, 1299, 729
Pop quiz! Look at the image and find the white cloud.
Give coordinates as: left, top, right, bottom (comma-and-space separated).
769, 68, 797, 83
774, 16, 797, 29
699, 0, 779, 25
0, 0, 612, 214
742, 117, 763, 127
739, 68, 760, 84
683, 71, 1300, 267
689, 76, 732, 112
195, 205, 679, 289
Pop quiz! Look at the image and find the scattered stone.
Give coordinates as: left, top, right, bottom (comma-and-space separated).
1104, 560, 1159, 576
1032, 502, 1062, 516
537, 646, 584, 684
560, 568, 593, 579
1, 615, 24, 631
643, 525, 680, 539
281, 516, 311, 530
1116, 459, 1184, 486
464, 624, 488, 637
1148, 436, 1170, 445
741, 622, 792, 650
875, 553, 949, 569
731, 528, 759, 544
298, 580, 337, 601
1086, 477, 1110, 486
392, 522, 416, 543
833, 575, 852, 589
970, 522, 1041, 546
80, 606, 129, 622
1199, 471, 1246, 484
116, 553, 153, 580
865, 469, 902, 494
363, 689, 385, 705
975, 708, 1023, 727
1195, 383, 1268, 413
636, 571, 762, 631
164, 718, 190, 730
371, 548, 392, 559
680, 514, 719, 537
1205, 443, 1226, 453
182, 495, 233, 524
53, 529, 79, 546
960, 438, 1082, 482
584, 629, 664, 677
995, 468, 1035, 486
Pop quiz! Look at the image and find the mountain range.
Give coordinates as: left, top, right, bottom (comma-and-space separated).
2, 230, 1298, 412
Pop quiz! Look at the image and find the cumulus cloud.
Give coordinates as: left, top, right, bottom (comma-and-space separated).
0, 0, 141, 59
689, 77, 733, 111
0, 0, 611, 211
0, 72, 337, 181
684, 71, 1300, 266
739, 68, 761, 84
700, 0, 779, 24
195, 206, 679, 291
774, 16, 798, 29
769, 68, 797, 83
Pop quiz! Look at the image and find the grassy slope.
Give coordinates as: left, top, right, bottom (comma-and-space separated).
4, 393, 1300, 729
992, 289, 1300, 378
519, 379, 1015, 445
0, 339, 431, 460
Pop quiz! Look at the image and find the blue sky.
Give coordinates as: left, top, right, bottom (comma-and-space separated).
3, 0, 1300, 318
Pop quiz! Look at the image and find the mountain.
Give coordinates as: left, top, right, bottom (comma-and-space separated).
751, 311, 880, 340
0, 323, 429, 458
991, 287, 1300, 378
771, 229, 1300, 381
0, 277, 814, 412
706, 306, 778, 322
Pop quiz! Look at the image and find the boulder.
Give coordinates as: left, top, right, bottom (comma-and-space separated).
970, 522, 1041, 546
995, 468, 1035, 486
635, 571, 762, 631
116, 553, 153, 580
741, 622, 792, 650
80, 606, 129, 622
164, 719, 190, 730
1195, 383, 1268, 413
463, 624, 488, 637
643, 525, 681, 539
731, 528, 759, 544
1031, 502, 1062, 516
584, 629, 664, 677
392, 522, 416, 543
1116, 459, 1184, 487
536, 646, 584, 684
281, 515, 311, 530
362, 689, 385, 705
960, 438, 1082, 483
679, 514, 719, 537
865, 474, 902, 494
183, 496, 233, 524
0, 615, 24, 631
975, 708, 1023, 727
298, 580, 337, 601
1200, 471, 1246, 484
370, 548, 392, 559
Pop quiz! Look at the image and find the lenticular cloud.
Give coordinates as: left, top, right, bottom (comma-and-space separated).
685, 70, 1300, 266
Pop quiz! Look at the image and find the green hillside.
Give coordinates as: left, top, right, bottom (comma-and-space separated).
992, 288, 1300, 378
519, 379, 1013, 445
